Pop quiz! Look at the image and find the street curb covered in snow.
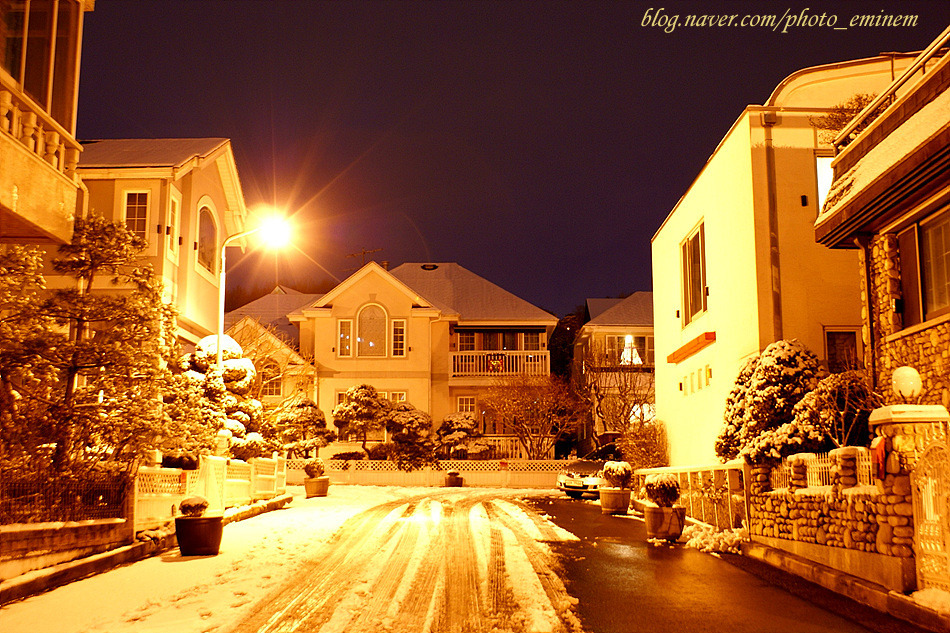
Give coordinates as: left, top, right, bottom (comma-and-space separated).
0, 493, 294, 606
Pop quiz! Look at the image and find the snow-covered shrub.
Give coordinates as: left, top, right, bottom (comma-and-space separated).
229, 432, 275, 462
791, 370, 880, 448
437, 412, 489, 457
331, 451, 365, 461
303, 458, 325, 479
716, 354, 759, 461
602, 461, 633, 489
179, 495, 209, 517
716, 340, 821, 464
682, 523, 748, 554
193, 334, 243, 370
221, 357, 257, 395
645, 473, 680, 507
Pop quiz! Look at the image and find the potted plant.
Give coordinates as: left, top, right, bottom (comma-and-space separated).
175, 496, 224, 556
303, 458, 330, 497
599, 461, 633, 515
643, 473, 687, 541
444, 468, 464, 487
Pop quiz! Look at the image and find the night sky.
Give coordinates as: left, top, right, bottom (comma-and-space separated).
77, 1, 950, 317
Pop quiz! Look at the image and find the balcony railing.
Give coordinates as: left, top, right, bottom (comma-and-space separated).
451, 351, 550, 377
0, 76, 81, 179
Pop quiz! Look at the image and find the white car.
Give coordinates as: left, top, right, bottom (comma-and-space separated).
555, 459, 606, 499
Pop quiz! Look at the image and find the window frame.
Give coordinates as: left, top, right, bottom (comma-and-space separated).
357, 304, 387, 357
123, 190, 149, 242
391, 319, 406, 357
824, 328, 861, 373
259, 361, 282, 397
195, 204, 218, 279
166, 194, 181, 261
457, 396, 476, 413
337, 319, 353, 357
681, 223, 707, 326
458, 331, 476, 351
897, 206, 950, 329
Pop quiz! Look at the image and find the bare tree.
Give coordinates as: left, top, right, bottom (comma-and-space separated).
227, 316, 316, 402
579, 342, 656, 447
480, 374, 587, 460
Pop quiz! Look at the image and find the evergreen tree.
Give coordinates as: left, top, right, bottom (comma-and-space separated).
332, 384, 390, 456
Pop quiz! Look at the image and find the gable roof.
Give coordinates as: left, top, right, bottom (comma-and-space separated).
78, 138, 231, 168
586, 298, 622, 321
225, 287, 323, 346
389, 262, 556, 323
585, 292, 653, 328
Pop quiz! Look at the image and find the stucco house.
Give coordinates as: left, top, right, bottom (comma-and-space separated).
652, 53, 924, 466
0, 0, 94, 245
76, 138, 249, 346
815, 31, 950, 404
572, 292, 655, 453
289, 261, 558, 453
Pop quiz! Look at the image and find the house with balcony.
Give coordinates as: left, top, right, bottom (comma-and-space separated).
1, 0, 94, 245
815, 28, 950, 405
289, 261, 558, 454
572, 292, 655, 454
76, 138, 249, 346
652, 52, 925, 466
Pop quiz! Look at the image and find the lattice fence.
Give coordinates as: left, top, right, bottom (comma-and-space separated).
286, 459, 565, 488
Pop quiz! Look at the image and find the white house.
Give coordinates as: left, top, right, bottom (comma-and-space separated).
652, 53, 922, 466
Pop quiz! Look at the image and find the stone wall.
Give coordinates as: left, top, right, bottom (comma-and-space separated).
866, 233, 950, 409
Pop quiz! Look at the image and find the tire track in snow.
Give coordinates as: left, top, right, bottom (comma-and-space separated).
227, 490, 583, 633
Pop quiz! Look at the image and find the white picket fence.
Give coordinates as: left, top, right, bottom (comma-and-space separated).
133, 455, 287, 531
287, 458, 565, 489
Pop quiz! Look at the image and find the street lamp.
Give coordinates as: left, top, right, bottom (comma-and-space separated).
217, 214, 291, 368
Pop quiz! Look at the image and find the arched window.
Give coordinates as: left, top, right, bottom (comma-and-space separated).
197, 207, 217, 273
260, 361, 281, 397
358, 305, 386, 356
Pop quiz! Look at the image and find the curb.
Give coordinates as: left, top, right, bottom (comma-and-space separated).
741, 540, 950, 632
0, 493, 295, 606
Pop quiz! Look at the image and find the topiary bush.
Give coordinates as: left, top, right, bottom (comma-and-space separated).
645, 473, 680, 507
602, 461, 633, 489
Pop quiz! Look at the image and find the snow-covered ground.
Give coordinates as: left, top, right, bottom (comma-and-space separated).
0, 485, 567, 633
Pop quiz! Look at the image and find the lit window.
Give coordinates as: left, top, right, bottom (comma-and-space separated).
458, 396, 476, 412
196, 207, 216, 273
167, 197, 180, 259
682, 223, 707, 325
124, 192, 148, 240
392, 319, 406, 357
260, 361, 281, 397
358, 305, 386, 356
338, 320, 352, 357
815, 155, 834, 213
634, 336, 655, 365
523, 332, 541, 351
390, 391, 407, 403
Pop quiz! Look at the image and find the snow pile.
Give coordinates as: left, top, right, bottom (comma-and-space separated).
912, 587, 950, 615
682, 523, 748, 554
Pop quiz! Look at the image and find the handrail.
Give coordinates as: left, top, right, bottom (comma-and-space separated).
834, 24, 950, 150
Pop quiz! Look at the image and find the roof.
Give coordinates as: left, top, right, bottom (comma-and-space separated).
225, 287, 323, 346
586, 298, 622, 321
78, 138, 231, 168
585, 292, 653, 328
388, 263, 556, 323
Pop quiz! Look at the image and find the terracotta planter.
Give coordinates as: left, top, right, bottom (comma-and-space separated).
644, 505, 687, 541
175, 515, 224, 556
304, 476, 330, 498
599, 487, 632, 515
444, 474, 464, 487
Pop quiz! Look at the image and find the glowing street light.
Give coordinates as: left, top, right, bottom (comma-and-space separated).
217, 213, 292, 368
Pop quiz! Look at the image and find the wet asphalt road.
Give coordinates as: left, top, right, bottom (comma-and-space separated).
527, 496, 929, 633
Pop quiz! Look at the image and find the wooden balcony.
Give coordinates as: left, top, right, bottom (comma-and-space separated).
0, 79, 82, 243
450, 351, 550, 380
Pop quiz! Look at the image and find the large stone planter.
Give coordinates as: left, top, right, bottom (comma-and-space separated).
175, 516, 224, 556
304, 476, 330, 498
599, 487, 632, 515
644, 505, 687, 541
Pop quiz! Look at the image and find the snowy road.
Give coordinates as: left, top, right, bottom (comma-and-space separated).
227, 489, 583, 633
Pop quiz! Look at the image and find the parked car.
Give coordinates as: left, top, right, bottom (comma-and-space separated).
555, 459, 606, 499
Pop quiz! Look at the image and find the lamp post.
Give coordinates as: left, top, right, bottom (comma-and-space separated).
217, 215, 291, 368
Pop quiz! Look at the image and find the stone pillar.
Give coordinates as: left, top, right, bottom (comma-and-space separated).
830, 446, 864, 491
869, 404, 950, 474
787, 453, 811, 491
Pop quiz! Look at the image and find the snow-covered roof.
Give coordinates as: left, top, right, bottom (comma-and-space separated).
584, 292, 653, 328
78, 138, 231, 168
585, 298, 621, 320
389, 263, 556, 324
225, 287, 323, 346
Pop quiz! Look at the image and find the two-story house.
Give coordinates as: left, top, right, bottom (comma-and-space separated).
572, 292, 655, 454
76, 138, 249, 346
652, 53, 923, 466
815, 29, 950, 404
1, 0, 94, 245
289, 261, 558, 450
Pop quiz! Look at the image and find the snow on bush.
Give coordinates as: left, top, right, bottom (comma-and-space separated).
682, 523, 748, 554
644, 472, 680, 506
194, 334, 243, 368
221, 357, 257, 395
602, 461, 633, 488
716, 354, 758, 461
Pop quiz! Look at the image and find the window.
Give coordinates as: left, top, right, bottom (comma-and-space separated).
260, 361, 281, 397
826, 330, 859, 373
815, 155, 834, 213
681, 223, 707, 325
482, 332, 500, 351
166, 197, 180, 259
898, 207, 950, 327
390, 391, 407, 403
392, 319, 406, 357
124, 192, 148, 240
634, 336, 655, 365
458, 396, 476, 413
336, 391, 348, 406
196, 207, 217, 274
502, 331, 518, 351
338, 320, 352, 357
523, 332, 541, 351
458, 331, 476, 351
604, 334, 653, 365
358, 305, 386, 356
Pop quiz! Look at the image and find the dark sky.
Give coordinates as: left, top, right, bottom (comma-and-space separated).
77, 1, 950, 317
